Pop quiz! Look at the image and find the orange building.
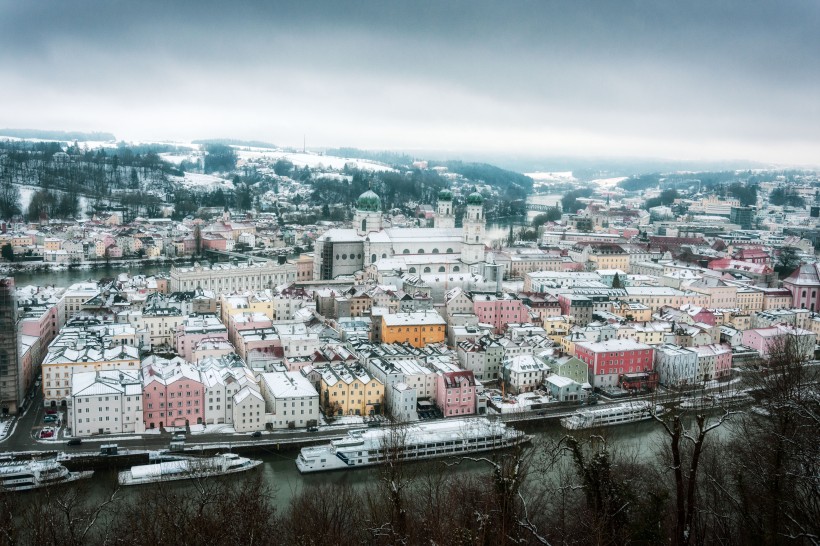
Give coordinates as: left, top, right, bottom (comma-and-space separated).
380, 311, 446, 348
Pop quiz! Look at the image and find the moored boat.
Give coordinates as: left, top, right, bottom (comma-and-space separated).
0, 459, 93, 492
560, 401, 663, 430
680, 391, 752, 410
118, 453, 262, 486
296, 418, 530, 473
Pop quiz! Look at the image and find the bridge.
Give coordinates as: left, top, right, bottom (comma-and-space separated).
525, 203, 561, 212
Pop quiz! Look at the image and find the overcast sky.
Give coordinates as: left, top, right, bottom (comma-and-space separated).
1, 1, 818, 166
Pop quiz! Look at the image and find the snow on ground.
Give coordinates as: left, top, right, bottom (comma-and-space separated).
0, 419, 12, 439
237, 148, 395, 172
525, 171, 576, 182
589, 176, 628, 188
159, 151, 201, 165
494, 392, 553, 414
321, 415, 365, 426
17, 184, 93, 219
174, 172, 234, 191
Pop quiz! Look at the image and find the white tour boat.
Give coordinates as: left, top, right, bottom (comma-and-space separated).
118, 453, 262, 486
0, 459, 94, 492
295, 418, 530, 473
560, 401, 663, 430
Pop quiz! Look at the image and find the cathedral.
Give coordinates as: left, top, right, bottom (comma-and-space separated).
313, 189, 489, 281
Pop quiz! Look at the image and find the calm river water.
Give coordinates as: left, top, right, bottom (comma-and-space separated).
76, 418, 689, 508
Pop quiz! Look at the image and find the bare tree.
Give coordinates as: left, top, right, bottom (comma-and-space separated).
653, 402, 736, 546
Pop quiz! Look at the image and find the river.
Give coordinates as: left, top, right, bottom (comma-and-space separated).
11, 263, 172, 288
76, 417, 686, 508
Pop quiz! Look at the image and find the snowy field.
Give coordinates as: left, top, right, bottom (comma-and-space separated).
525, 171, 576, 182
237, 148, 395, 172
589, 176, 628, 188
18, 185, 93, 219
173, 172, 234, 191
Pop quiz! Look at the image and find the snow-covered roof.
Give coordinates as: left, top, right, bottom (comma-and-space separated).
261, 371, 318, 399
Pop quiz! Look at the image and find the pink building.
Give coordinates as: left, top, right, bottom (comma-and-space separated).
226, 312, 273, 346
690, 307, 716, 326
575, 339, 655, 388
435, 370, 477, 417
472, 295, 531, 334
236, 327, 282, 363
202, 233, 229, 251
142, 357, 206, 429
741, 325, 816, 360
782, 263, 820, 311
174, 315, 229, 361
688, 344, 733, 381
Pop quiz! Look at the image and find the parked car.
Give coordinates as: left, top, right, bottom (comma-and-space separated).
307, 426, 319, 432
250, 431, 262, 438
43, 415, 58, 423
45, 409, 58, 415
171, 433, 186, 441
67, 438, 82, 446
39, 429, 54, 439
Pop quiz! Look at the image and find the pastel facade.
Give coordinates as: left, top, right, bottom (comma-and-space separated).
436, 370, 476, 417
69, 370, 145, 437
575, 339, 655, 388
142, 357, 206, 429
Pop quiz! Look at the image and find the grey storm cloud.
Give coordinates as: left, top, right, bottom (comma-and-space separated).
0, 0, 818, 165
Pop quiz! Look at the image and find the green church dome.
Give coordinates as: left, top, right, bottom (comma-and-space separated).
438, 189, 453, 201
466, 191, 484, 205
356, 190, 382, 212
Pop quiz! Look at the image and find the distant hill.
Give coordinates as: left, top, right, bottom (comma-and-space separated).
322, 147, 415, 167
0, 128, 116, 141
192, 138, 278, 149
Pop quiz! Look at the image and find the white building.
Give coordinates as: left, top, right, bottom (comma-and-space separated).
199, 355, 259, 426
502, 354, 551, 394
313, 189, 487, 281
69, 370, 144, 437
232, 387, 265, 432
169, 261, 296, 293
390, 382, 419, 422
653, 344, 699, 386
544, 375, 586, 402
259, 371, 320, 429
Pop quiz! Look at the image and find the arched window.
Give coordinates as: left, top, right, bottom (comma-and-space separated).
382, 253, 387, 258
418, 249, 425, 254
438, 266, 445, 272
403, 249, 410, 254
409, 267, 417, 273
453, 266, 460, 272
361, 219, 367, 232
424, 267, 431, 273
432, 248, 439, 254
446, 248, 454, 253
371, 254, 377, 263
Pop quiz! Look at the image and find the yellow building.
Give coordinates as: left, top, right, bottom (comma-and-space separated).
616, 322, 671, 345
381, 311, 446, 348
762, 289, 793, 310
41, 331, 140, 405
542, 316, 572, 343
735, 288, 764, 312
219, 291, 274, 324
320, 364, 384, 416
611, 300, 652, 322
44, 238, 62, 251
